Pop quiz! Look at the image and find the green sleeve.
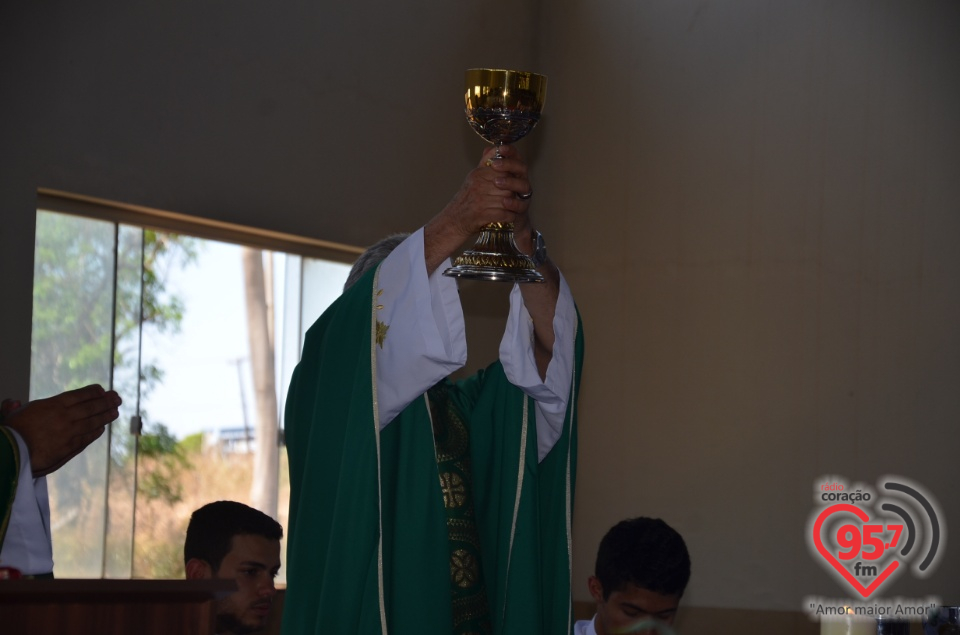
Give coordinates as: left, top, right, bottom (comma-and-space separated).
283, 265, 585, 635
283, 262, 452, 635
0, 427, 21, 551
466, 307, 584, 635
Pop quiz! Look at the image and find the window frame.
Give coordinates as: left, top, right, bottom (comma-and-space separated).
32, 188, 360, 580
38, 187, 363, 264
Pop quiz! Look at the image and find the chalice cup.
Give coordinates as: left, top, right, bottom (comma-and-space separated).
443, 68, 547, 283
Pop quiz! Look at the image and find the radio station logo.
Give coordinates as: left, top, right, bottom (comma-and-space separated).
807, 475, 945, 599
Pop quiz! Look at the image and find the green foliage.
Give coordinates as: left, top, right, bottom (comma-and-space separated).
31, 213, 198, 401
179, 432, 204, 454
31, 215, 115, 396
139, 422, 181, 457
32, 212, 201, 575
32, 212, 200, 472
138, 423, 192, 504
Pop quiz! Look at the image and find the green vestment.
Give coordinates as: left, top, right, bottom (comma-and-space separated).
282, 263, 584, 635
1, 427, 21, 552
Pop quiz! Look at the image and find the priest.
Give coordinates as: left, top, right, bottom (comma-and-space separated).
1, 384, 121, 577
283, 143, 584, 635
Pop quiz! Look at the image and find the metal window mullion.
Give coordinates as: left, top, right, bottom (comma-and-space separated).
129, 227, 147, 577
99, 222, 121, 578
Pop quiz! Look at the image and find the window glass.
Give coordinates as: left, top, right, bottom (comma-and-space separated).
32, 211, 115, 576
103, 224, 146, 578
30, 207, 351, 580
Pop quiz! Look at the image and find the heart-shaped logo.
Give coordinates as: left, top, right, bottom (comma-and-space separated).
813, 504, 900, 598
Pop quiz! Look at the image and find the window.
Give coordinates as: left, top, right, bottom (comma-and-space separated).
30, 190, 357, 580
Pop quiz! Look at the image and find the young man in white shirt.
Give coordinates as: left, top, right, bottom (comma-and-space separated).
575, 517, 691, 635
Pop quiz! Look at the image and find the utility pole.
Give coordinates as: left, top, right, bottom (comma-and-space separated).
233, 357, 252, 453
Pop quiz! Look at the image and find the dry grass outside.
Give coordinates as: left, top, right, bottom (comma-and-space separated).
134, 443, 291, 580
49, 438, 291, 580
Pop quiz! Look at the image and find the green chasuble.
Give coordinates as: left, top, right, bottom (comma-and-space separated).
282, 263, 584, 635
1, 427, 21, 551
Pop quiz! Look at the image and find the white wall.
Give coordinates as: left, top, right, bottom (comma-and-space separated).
539, 0, 960, 609
2, 0, 958, 613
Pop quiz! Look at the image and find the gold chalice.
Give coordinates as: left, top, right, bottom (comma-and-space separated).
443, 68, 547, 283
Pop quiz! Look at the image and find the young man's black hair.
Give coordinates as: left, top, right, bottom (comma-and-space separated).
595, 516, 691, 599
577, 517, 691, 635
184, 500, 283, 572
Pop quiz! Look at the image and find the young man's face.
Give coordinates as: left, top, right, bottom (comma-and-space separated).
588, 576, 681, 635
192, 533, 281, 635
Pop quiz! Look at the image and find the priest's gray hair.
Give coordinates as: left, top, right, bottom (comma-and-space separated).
344, 233, 411, 291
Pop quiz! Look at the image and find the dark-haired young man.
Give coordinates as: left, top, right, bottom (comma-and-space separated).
575, 517, 692, 635
184, 501, 283, 635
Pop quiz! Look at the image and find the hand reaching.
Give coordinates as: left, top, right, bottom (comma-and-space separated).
2, 384, 122, 477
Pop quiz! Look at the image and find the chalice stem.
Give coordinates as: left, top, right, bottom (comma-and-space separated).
484, 141, 509, 232
444, 67, 546, 282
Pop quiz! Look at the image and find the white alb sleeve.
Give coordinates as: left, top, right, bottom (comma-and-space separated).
374, 228, 467, 428
0, 427, 53, 575
499, 273, 577, 462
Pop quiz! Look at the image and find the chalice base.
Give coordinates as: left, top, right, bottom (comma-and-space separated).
443, 223, 544, 283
